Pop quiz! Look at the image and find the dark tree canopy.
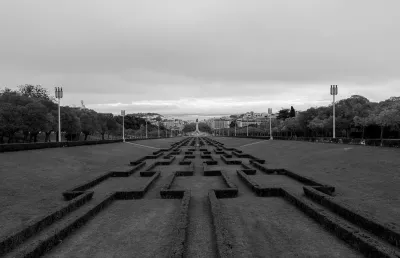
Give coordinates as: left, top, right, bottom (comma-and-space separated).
289, 106, 296, 117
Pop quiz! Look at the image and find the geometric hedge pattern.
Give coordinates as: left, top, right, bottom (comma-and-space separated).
1, 137, 399, 257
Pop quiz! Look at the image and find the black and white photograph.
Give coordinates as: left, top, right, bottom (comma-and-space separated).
0, 1, 399, 257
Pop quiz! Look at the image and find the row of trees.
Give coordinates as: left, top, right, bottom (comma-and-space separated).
225, 95, 400, 140
0, 85, 169, 143
182, 122, 212, 134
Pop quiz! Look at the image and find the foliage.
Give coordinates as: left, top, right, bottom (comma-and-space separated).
289, 106, 296, 118
277, 108, 290, 120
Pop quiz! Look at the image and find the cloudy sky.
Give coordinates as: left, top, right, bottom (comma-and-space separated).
0, 0, 399, 116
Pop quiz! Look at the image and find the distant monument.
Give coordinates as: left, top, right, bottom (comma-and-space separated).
194, 118, 201, 135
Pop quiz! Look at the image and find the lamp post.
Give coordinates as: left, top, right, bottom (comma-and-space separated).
145, 119, 148, 138
121, 110, 125, 142
246, 117, 249, 137
268, 108, 273, 140
158, 121, 160, 138
235, 121, 237, 136
330, 85, 338, 138
55, 87, 63, 142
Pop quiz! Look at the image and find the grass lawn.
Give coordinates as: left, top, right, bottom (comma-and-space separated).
220, 197, 362, 257
216, 137, 400, 226
43, 199, 180, 258
0, 137, 182, 238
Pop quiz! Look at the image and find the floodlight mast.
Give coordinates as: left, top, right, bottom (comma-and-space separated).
121, 110, 125, 142
330, 85, 338, 138
246, 117, 249, 137
268, 108, 273, 140
55, 87, 63, 142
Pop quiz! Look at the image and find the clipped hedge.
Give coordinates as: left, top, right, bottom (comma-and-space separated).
0, 137, 166, 153
221, 155, 242, 165
283, 189, 398, 257
0, 192, 94, 256
219, 136, 400, 148
168, 191, 191, 258
303, 186, 400, 249
208, 190, 235, 258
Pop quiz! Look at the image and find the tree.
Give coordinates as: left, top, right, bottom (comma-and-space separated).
182, 123, 196, 133
284, 117, 298, 137
371, 108, 400, 143
277, 108, 290, 120
229, 120, 236, 128
80, 111, 99, 140
21, 102, 48, 142
353, 115, 372, 139
308, 117, 324, 137
97, 113, 111, 140
0, 103, 24, 143
289, 106, 296, 118
61, 107, 81, 141
43, 112, 57, 142
18, 84, 52, 101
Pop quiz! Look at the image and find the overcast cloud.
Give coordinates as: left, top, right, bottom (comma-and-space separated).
0, 0, 399, 115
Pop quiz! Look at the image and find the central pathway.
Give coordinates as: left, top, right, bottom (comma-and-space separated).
184, 145, 218, 258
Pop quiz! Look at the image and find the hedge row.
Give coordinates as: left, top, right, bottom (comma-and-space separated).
130, 151, 163, 166
219, 136, 400, 148
168, 191, 191, 257
283, 189, 398, 257
221, 155, 242, 165
249, 160, 335, 195
0, 192, 93, 256
63, 161, 147, 200
0, 137, 168, 153
304, 186, 400, 249
160, 172, 190, 199
116, 171, 161, 199
208, 190, 235, 258
232, 151, 265, 164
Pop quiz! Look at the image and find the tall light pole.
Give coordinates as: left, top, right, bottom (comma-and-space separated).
121, 110, 125, 142
268, 108, 273, 140
55, 87, 63, 142
246, 117, 249, 137
145, 119, 148, 138
235, 121, 237, 136
158, 121, 160, 138
330, 85, 338, 138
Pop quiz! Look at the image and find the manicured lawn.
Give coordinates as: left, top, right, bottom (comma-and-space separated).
0, 137, 181, 238
44, 199, 180, 258
220, 197, 362, 257
216, 137, 400, 226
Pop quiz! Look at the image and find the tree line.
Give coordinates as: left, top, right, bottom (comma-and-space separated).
182, 122, 212, 134
228, 95, 400, 140
0, 85, 167, 143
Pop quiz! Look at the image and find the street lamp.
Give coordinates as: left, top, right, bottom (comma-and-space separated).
246, 117, 249, 137
268, 108, 273, 140
121, 110, 125, 142
235, 121, 236, 136
330, 85, 338, 138
55, 87, 63, 142
158, 121, 160, 138
145, 119, 148, 138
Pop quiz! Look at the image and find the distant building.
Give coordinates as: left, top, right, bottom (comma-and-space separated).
205, 118, 231, 129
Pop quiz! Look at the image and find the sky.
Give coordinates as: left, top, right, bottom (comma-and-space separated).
0, 0, 399, 116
